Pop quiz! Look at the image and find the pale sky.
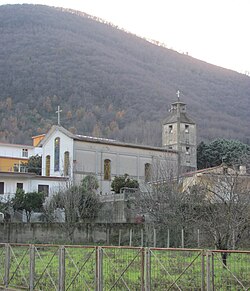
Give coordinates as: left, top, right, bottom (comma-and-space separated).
1, 0, 250, 74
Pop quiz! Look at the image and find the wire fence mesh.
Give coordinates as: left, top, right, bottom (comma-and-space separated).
149, 248, 205, 290
101, 246, 144, 290
64, 245, 96, 291
0, 244, 5, 286
210, 250, 250, 290
0, 243, 250, 290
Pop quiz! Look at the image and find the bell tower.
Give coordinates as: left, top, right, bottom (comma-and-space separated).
162, 92, 197, 176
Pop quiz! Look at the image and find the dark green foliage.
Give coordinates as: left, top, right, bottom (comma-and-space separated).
12, 189, 45, 222
197, 139, 250, 169
111, 174, 139, 193
81, 175, 99, 192
0, 5, 250, 145
24, 154, 42, 175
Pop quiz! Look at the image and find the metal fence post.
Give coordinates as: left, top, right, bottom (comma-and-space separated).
141, 248, 145, 291
153, 229, 156, 248
206, 251, 211, 291
106, 228, 110, 245
211, 253, 215, 291
4, 243, 10, 288
145, 248, 151, 291
59, 246, 65, 291
96, 247, 103, 291
181, 229, 184, 248
141, 229, 144, 247
201, 250, 205, 291
197, 229, 200, 248
167, 229, 170, 248
129, 229, 133, 246
29, 244, 35, 291
118, 229, 122, 246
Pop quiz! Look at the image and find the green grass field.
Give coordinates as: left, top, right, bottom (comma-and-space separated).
0, 244, 249, 290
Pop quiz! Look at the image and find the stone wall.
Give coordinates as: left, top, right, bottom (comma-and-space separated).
0, 222, 147, 245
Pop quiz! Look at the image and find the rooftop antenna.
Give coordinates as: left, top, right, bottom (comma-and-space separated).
56, 105, 62, 126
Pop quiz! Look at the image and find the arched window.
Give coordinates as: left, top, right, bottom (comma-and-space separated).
104, 159, 111, 180
54, 137, 60, 172
145, 163, 152, 182
64, 151, 70, 176
46, 155, 50, 176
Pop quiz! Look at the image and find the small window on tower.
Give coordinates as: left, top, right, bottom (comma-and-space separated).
185, 124, 189, 133
169, 125, 173, 133
186, 146, 190, 155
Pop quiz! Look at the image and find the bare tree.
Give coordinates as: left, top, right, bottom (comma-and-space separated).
185, 169, 250, 265
135, 161, 250, 252
135, 157, 187, 247
44, 175, 101, 243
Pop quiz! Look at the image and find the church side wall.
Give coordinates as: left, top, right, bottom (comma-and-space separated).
73, 141, 178, 194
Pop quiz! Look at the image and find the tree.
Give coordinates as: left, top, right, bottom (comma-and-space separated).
135, 162, 250, 253
23, 154, 42, 175
184, 170, 250, 265
12, 189, 45, 222
135, 179, 190, 247
197, 139, 250, 170
111, 174, 139, 194
44, 175, 101, 242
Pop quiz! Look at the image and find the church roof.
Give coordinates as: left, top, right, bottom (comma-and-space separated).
163, 112, 195, 125
39, 125, 177, 153
73, 133, 176, 153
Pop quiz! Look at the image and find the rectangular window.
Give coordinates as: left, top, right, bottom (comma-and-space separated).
0, 182, 4, 194
104, 159, 111, 180
38, 185, 49, 196
22, 148, 28, 157
186, 146, 190, 155
13, 164, 27, 173
17, 183, 23, 190
169, 125, 173, 133
185, 124, 189, 133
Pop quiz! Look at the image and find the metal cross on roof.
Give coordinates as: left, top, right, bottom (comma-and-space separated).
56, 105, 62, 125
176, 90, 180, 101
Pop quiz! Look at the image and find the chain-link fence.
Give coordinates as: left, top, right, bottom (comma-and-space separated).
0, 243, 250, 290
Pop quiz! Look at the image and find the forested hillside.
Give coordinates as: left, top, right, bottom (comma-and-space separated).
0, 4, 250, 145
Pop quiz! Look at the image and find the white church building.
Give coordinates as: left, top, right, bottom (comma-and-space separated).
38, 99, 196, 194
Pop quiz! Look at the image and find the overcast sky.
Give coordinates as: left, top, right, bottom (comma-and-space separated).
1, 0, 250, 74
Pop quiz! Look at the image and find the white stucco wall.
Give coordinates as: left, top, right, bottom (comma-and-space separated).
42, 129, 74, 177
0, 143, 42, 159
0, 175, 67, 202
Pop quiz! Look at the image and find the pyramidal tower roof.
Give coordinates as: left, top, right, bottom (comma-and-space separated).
163, 100, 195, 125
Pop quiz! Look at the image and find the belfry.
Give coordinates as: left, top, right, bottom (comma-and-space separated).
162, 92, 197, 175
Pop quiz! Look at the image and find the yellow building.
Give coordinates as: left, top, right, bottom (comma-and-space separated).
0, 141, 42, 173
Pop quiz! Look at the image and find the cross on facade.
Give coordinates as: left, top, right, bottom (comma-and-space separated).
176, 90, 180, 101
56, 106, 62, 125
